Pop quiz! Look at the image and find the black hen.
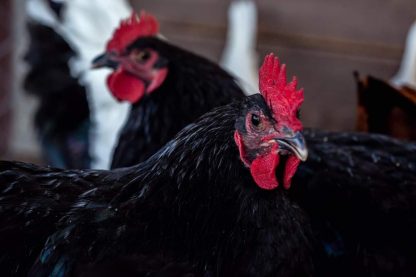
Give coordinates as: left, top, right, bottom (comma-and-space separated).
38, 54, 416, 277
92, 11, 244, 169
2, 54, 416, 276
30, 56, 416, 276
28, 94, 315, 276
1, 55, 315, 276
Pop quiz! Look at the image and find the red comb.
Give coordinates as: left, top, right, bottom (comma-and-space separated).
106, 11, 159, 53
259, 53, 304, 128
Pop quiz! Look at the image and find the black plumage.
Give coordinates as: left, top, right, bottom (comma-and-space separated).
2, 91, 416, 276
1, 95, 316, 276
24, 20, 91, 169
110, 37, 244, 168
292, 129, 416, 276
0, 161, 103, 275
91, 30, 416, 274
0, 157, 158, 275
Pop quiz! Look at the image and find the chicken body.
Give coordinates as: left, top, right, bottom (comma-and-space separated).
1, 95, 316, 276
109, 38, 244, 168
2, 94, 416, 276
293, 129, 416, 276
0, 161, 122, 274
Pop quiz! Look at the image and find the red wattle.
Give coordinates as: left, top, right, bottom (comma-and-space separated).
283, 156, 301, 189
250, 145, 280, 190
107, 68, 145, 103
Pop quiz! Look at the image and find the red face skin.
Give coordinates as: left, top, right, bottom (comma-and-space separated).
96, 11, 166, 103
106, 49, 168, 103
234, 109, 302, 190
234, 54, 306, 191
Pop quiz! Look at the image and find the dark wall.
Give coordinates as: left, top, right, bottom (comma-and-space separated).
131, 0, 416, 131
0, 0, 12, 155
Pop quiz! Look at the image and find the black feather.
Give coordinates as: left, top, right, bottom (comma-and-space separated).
2, 96, 316, 276
111, 37, 244, 169
2, 95, 416, 276
24, 22, 90, 169
291, 129, 416, 276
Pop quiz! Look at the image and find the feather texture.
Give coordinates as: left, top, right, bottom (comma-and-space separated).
1, 98, 416, 275
110, 38, 244, 168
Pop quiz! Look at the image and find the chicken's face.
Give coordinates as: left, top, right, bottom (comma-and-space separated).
93, 47, 168, 103
92, 11, 168, 103
234, 54, 307, 190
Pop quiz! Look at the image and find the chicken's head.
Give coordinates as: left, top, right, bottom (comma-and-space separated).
92, 11, 168, 103
234, 54, 307, 190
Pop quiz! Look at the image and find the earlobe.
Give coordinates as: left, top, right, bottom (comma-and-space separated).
146, 68, 168, 94
234, 131, 249, 166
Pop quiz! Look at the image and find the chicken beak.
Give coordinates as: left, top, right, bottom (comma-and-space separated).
91, 53, 119, 69
275, 131, 308, 161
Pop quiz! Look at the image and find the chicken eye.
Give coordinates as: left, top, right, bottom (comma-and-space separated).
251, 113, 261, 127
135, 50, 151, 62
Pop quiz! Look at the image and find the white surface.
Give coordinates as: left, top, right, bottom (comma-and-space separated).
391, 20, 416, 90
220, 0, 259, 95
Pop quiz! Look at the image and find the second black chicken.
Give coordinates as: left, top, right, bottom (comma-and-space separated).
92, 11, 244, 169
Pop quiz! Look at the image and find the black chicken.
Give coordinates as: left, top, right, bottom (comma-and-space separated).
94, 13, 416, 275
92, 11, 244, 169
1, 54, 311, 275
1, 54, 416, 276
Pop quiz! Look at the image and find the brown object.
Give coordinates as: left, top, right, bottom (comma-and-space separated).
0, 0, 12, 156
355, 73, 416, 140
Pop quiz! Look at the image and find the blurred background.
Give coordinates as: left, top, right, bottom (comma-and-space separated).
1, 0, 415, 165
